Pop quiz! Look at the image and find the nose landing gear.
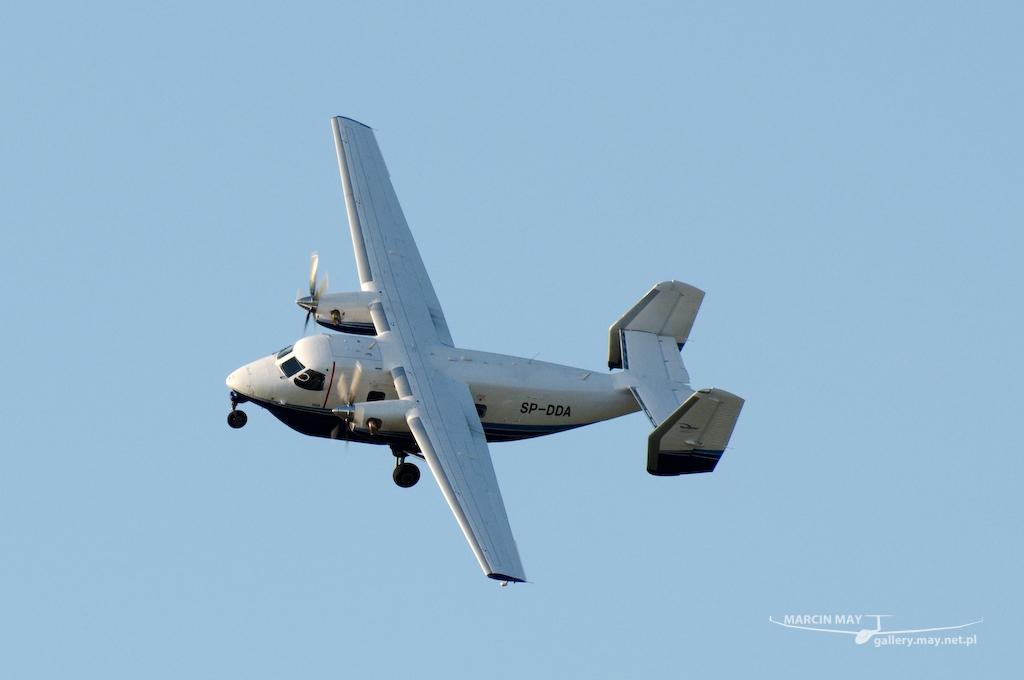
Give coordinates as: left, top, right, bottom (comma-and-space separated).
228, 392, 248, 429
391, 446, 421, 487
393, 462, 420, 487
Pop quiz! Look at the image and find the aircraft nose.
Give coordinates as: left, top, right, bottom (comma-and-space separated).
226, 366, 250, 394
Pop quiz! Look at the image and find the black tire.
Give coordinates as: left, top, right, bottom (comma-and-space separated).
393, 462, 420, 488
227, 410, 248, 429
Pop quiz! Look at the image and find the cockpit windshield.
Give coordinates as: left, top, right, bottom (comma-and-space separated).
276, 345, 294, 359
279, 356, 304, 377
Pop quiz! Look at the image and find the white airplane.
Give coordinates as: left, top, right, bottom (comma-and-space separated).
225, 116, 744, 583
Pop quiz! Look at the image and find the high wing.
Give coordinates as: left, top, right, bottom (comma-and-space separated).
331, 116, 526, 582
331, 117, 453, 348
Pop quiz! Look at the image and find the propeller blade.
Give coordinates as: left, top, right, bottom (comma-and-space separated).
300, 254, 329, 333
309, 252, 319, 297
349, 362, 363, 405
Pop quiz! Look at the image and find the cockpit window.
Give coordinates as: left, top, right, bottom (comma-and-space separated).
276, 345, 294, 360
279, 356, 304, 377
294, 370, 326, 391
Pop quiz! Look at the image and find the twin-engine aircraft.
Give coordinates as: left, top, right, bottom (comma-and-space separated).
225, 117, 744, 583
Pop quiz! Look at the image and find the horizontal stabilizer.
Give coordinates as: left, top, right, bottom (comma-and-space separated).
647, 388, 743, 476
609, 281, 704, 369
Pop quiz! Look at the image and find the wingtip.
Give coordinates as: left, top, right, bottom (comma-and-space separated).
332, 115, 372, 129
488, 573, 527, 584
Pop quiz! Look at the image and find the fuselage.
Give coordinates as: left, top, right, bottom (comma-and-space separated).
226, 334, 640, 450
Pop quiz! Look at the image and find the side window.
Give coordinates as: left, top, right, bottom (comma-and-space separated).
294, 370, 326, 391
276, 345, 294, 359
366, 391, 386, 402
475, 404, 487, 418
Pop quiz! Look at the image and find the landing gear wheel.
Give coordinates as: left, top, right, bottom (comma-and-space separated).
227, 410, 248, 429
393, 461, 420, 488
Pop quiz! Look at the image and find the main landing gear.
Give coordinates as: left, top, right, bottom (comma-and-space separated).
391, 446, 420, 488
227, 392, 248, 429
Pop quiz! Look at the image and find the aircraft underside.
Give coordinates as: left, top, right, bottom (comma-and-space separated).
249, 395, 588, 447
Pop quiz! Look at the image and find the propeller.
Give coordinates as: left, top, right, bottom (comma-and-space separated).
338, 362, 363, 409
334, 362, 364, 450
296, 252, 328, 333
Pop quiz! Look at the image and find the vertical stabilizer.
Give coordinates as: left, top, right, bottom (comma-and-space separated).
609, 281, 704, 370
646, 388, 744, 475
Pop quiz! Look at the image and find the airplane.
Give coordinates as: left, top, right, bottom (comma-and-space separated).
224, 116, 744, 583
768, 615, 984, 645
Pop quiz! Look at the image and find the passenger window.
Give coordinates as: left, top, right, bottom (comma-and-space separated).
279, 356, 304, 377
366, 391, 386, 402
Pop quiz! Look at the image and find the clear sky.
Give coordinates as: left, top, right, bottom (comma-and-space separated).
1, 1, 1021, 677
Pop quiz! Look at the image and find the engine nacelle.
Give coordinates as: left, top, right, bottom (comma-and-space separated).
333, 399, 414, 435
312, 291, 377, 335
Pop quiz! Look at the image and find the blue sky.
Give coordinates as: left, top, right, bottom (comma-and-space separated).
1, 1, 1021, 677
